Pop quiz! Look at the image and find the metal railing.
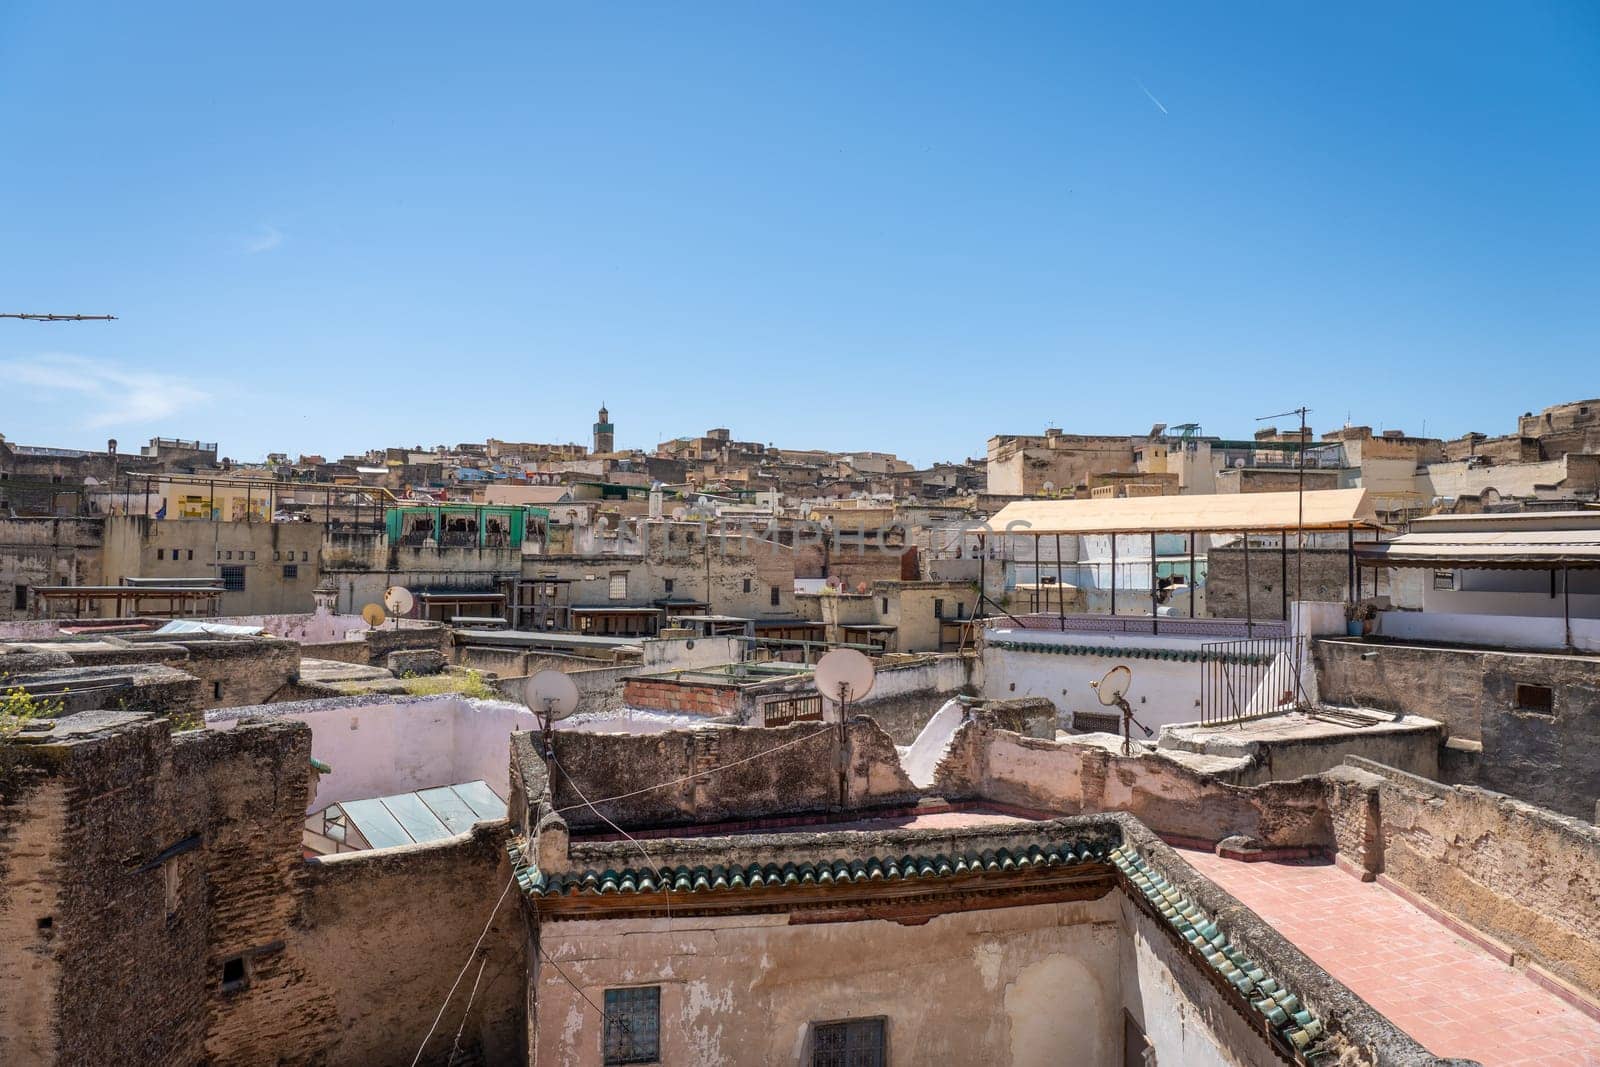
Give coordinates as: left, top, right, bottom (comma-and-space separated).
1199, 635, 1307, 725
1001, 612, 1288, 640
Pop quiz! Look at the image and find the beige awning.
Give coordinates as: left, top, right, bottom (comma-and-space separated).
1354, 528, 1600, 569
986, 488, 1379, 536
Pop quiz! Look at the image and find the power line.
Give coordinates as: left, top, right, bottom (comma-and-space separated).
550, 723, 834, 816
409, 875, 514, 1067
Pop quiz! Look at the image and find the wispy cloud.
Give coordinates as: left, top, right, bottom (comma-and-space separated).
243, 224, 284, 254
1136, 78, 1169, 116
1, 354, 210, 427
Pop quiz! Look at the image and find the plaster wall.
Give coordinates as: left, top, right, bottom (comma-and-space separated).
206, 695, 536, 811
982, 628, 1210, 730
1120, 897, 1281, 1067
532, 898, 1124, 1066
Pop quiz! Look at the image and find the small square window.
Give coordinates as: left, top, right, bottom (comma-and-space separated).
187, 549, 194, 561
603, 985, 660, 1064
663, 578, 674, 594
812, 1018, 885, 1066
283, 564, 298, 580
301, 551, 309, 562
933, 598, 944, 619
220, 566, 246, 592
221, 955, 249, 992
157, 548, 165, 560
743, 578, 752, 594
1514, 683, 1554, 716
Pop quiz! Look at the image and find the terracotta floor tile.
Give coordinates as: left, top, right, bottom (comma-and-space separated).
1175, 848, 1600, 1067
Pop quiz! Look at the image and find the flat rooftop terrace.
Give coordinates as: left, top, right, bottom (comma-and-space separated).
1179, 847, 1600, 1066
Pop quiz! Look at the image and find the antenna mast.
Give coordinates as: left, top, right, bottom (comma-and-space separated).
1, 313, 117, 322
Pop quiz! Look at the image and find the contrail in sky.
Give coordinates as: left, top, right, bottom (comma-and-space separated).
1136, 79, 1169, 115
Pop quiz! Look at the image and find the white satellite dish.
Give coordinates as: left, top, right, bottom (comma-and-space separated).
523, 669, 580, 723
1042, 480, 1055, 493
1092, 665, 1132, 706
383, 585, 414, 616
815, 648, 876, 704
671, 506, 687, 520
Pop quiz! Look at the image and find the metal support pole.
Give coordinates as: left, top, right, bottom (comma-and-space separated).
1188, 532, 1196, 618
1033, 534, 1041, 613
1281, 528, 1289, 621
1564, 567, 1572, 649
1347, 524, 1355, 603
1243, 531, 1253, 633
1055, 533, 1065, 630
1150, 531, 1158, 631
1110, 534, 1118, 617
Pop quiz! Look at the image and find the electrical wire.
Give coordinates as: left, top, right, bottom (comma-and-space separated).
550, 723, 833, 816
448, 955, 489, 1062
550, 752, 673, 925
409, 875, 514, 1067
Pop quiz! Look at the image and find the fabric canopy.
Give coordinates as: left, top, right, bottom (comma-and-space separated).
986, 488, 1379, 536
1353, 528, 1600, 570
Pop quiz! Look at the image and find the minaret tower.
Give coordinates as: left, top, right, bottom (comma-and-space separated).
593, 403, 615, 454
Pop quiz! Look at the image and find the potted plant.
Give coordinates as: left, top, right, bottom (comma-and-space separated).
1344, 600, 1378, 636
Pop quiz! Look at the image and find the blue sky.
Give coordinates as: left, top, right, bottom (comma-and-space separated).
1, 2, 1596, 466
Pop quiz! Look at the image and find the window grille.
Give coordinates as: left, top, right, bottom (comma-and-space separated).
813, 1018, 884, 1067
603, 986, 660, 1064
220, 566, 246, 592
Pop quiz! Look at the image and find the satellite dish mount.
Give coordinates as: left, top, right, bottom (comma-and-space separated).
522, 670, 581, 761
812, 648, 877, 812
1091, 664, 1154, 755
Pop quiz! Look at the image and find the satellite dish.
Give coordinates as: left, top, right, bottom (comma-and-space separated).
522, 669, 580, 722
1042, 481, 1055, 493
361, 603, 387, 628
672, 506, 687, 520
1233, 458, 1246, 469
383, 585, 414, 616
1092, 665, 1132, 706
815, 648, 875, 704
1089, 664, 1152, 753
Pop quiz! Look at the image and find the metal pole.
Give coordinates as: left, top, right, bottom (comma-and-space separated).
1296, 407, 1306, 605
1243, 531, 1253, 633
1055, 533, 1065, 630
1034, 533, 1041, 613
1564, 567, 1572, 649
1150, 531, 1158, 631
1188, 532, 1196, 618
1281, 528, 1289, 621
1110, 534, 1118, 616
1347, 524, 1355, 603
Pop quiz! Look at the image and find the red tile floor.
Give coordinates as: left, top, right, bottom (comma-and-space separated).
1176, 848, 1600, 1067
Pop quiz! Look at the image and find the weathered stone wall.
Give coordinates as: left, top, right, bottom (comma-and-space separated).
1315, 637, 1600, 818
295, 829, 525, 1066
137, 636, 303, 708
1205, 546, 1354, 620
1327, 759, 1600, 1001
548, 719, 918, 833
0, 516, 104, 620
0, 716, 318, 1065
934, 718, 1331, 849
1, 711, 525, 1067
848, 653, 976, 743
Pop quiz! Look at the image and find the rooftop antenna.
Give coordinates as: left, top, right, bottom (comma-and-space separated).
522, 669, 580, 762
814, 648, 876, 811
1, 312, 117, 322
1090, 664, 1152, 755
1256, 406, 1311, 609
382, 585, 413, 630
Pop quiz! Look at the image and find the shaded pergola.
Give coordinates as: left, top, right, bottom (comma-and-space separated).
29, 583, 224, 620
983, 488, 1383, 632
1353, 514, 1600, 648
